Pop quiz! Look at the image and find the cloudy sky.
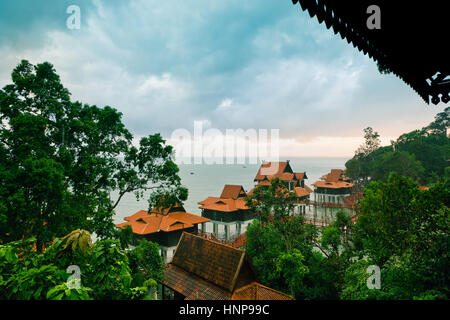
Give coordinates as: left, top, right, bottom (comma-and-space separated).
0, 0, 443, 158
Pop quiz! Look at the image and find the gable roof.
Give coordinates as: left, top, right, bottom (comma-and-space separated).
254, 161, 289, 180
198, 184, 250, 213
116, 206, 210, 235
294, 186, 311, 198
325, 169, 344, 182
163, 232, 292, 300
220, 184, 247, 199
254, 161, 307, 184
314, 169, 354, 189
198, 197, 249, 212
168, 232, 252, 292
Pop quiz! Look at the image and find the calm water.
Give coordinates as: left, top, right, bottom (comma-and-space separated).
112, 157, 348, 224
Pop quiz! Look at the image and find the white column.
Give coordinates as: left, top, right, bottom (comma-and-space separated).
225, 224, 229, 240
213, 222, 218, 237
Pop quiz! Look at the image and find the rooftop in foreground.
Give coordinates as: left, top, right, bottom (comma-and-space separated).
162, 232, 292, 300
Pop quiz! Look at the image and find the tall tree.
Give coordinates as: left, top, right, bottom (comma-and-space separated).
0, 60, 187, 250
346, 127, 381, 188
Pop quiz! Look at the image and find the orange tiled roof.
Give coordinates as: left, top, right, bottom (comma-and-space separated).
314, 169, 354, 189
248, 184, 312, 199
199, 184, 250, 212
313, 180, 354, 189
232, 282, 292, 300
325, 169, 343, 182
220, 184, 247, 199
254, 161, 307, 185
198, 197, 249, 212
254, 161, 289, 180
321, 169, 351, 182
418, 185, 429, 191
279, 172, 295, 181
116, 206, 209, 235
294, 187, 311, 198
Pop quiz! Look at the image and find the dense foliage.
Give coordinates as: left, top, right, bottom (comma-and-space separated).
245, 179, 355, 299
246, 126, 449, 300
246, 174, 449, 300
0, 60, 187, 250
346, 108, 449, 187
0, 229, 163, 300
347, 173, 449, 299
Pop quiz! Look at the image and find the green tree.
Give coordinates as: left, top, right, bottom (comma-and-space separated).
352, 173, 449, 298
346, 109, 449, 186
276, 249, 309, 297
346, 127, 381, 188
245, 179, 343, 299
128, 239, 165, 287
371, 150, 425, 182
0, 60, 187, 250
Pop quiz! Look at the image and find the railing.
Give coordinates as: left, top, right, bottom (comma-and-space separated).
306, 200, 354, 209
191, 230, 246, 248
303, 218, 329, 227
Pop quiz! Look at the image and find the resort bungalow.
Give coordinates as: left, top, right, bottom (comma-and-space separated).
161, 232, 292, 300
116, 204, 210, 263
254, 160, 308, 190
310, 169, 358, 223
252, 160, 313, 215
198, 184, 254, 241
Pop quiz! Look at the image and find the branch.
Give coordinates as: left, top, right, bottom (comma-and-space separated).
109, 184, 161, 211
312, 239, 330, 258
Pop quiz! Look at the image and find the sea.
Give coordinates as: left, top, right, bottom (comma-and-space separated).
112, 157, 349, 225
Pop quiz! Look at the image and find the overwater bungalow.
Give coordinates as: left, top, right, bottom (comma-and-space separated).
116, 203, 210, 263
309, 169, 360, 223
251, 160, 313, 215
198, 184, 254, 241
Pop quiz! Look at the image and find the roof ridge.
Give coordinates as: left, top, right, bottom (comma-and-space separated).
181, 232, 245, 255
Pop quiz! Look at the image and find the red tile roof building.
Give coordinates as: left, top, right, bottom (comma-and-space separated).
251, 161, 312, 216
161, 232, 292, 300
198, 185, 255, 241
309, 169, 359, 224
254, 160, 308, 190
116, 204, 209, 262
